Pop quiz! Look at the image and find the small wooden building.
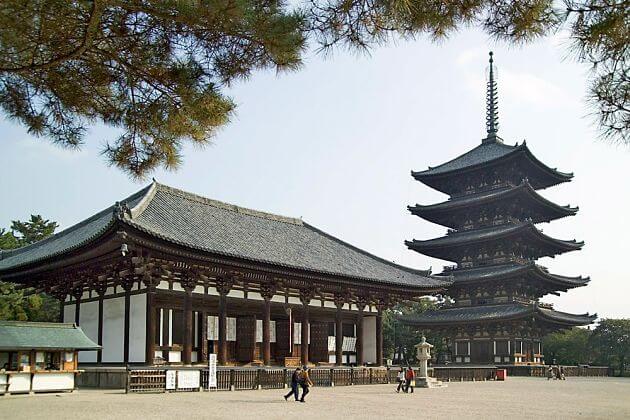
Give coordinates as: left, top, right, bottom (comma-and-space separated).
0, 182, 448, 368
0, 321, 100, 394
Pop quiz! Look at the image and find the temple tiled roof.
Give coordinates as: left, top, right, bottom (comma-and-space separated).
0, 321, 101, 351
406, 221, 583, 260
398, 303, 596, 326
411, 140, 573, 181
441, 262, 590, 288
0, 182, 447, 290
408, 181, 578, 227
0, 186, 151, 271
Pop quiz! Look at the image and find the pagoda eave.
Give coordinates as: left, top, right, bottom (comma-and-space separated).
442, 263, 590, 291
406, 222, 583, 262
398, 303, 596, 328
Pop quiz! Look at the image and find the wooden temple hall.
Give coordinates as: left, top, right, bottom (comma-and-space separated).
0, 182, 448, 367
400, 52, 596, 365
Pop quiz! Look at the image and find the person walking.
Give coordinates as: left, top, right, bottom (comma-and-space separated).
396, 367, 405, 393
284, 367, 301, 401
299, 366, 314, 403
405, 366, 416, 393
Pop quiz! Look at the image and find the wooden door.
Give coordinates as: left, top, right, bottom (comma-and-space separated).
275, 320, 290, 358
310, 322, 329, 363
236, 316, 256, 362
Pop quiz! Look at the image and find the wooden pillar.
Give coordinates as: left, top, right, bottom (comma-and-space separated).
218, 292, 228, 365
183, 287, 193, 365
334, 295, 344, 366
200, 311, 208, 364
262, 298, 272, 366
301, 305, 309, 366
74, 293, 81, 325
58, 299, 64, 323
299, 289, 313, 366
123, 283, 132, 364
376, 309, 384, 366
144, 279, 157, 366
355, 299, 366, 366
97, 290, 105, 364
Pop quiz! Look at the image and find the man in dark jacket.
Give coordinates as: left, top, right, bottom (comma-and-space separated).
284, 367, 301, 401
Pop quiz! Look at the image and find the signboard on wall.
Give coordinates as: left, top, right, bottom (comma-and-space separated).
166, 370, 176, 390
208, 354, 217, 388
177, 370, 200, 389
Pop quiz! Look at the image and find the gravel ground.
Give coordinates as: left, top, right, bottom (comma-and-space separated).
2, 377, 629, 420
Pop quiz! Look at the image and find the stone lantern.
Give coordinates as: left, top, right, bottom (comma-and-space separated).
413, 336, 446, 388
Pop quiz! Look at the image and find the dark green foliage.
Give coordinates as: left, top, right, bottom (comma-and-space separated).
590, 319, 630, 376
0, 1, 626, 178
0, 215, 59, 322
0, 0, 306, 177
543, 327, 591, 365
307, 0, 629, 143
383, 298, 449, 364
543, 321, 630, 376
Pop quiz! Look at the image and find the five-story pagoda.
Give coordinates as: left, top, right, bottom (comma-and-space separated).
400, 52, 596, 365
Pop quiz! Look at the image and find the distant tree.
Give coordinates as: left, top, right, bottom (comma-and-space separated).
543, 327, 592, 365
383, 298, 448, 365
590, 319, 630, 376
0, 1, 626, 179
0, 215, 59, 322
10, 215, 58, 246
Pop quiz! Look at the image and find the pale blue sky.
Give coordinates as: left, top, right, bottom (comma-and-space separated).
1, 28, 628, 319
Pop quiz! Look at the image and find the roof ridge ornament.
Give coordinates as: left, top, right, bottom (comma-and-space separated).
483, 51, 501, 144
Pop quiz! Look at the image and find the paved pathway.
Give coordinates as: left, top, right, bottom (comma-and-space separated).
2, 377, 629, 419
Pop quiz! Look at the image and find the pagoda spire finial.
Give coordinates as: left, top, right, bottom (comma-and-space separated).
483, 51, 500, 144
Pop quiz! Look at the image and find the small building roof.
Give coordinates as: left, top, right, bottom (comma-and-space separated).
398, 303, 596, 327
0, 182, 448, 290
0, 321, 101, 351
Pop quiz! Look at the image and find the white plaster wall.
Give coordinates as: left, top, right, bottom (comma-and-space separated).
362, 316, 376, 364
193, 286, 204, 294
227, 290, 244, 298
78, 300, 99, 362
248, 292, 263, 301
271, 295, 285, 303
102, 297, 125, 362
157, 281, 169, 290
129, 294, 146, 363
63, 304, 75, 324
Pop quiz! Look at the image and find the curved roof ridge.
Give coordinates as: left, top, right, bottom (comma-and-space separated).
413, 141, 519, 177
302, 222, 436, 279
0, 185, 152, 261
152, 182, 303, 226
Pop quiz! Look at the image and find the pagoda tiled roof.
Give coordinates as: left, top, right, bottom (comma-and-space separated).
411, 140, 573, 190
439, 262, 590, 289
0, 182, 447, 290
398, 303, 596, 326
408, 180, 578, 228
406, 221, 583, 261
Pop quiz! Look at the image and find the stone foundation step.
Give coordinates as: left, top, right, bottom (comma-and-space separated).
417, 377, 447, 388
